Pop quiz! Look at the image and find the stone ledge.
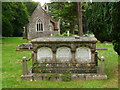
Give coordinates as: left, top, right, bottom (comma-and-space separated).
72, 74, 107, 80
31, 36, 97, 43
21, 74, 107, 81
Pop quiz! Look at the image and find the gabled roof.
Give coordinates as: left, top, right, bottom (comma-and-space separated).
50, 19, 59, 30
28, 3, 50, 21
28, 3, 59, 30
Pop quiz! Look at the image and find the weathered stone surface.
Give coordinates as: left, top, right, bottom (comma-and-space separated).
37, 47, 53, 62
31, 36, 97, 64
56, 47, 72, 62
31, 36, 97, 43
75, 47, 91, 62
31, 36, 97, 63
23, 4, 60, 40
21, 74, 107, 81
18, 43, 33, 49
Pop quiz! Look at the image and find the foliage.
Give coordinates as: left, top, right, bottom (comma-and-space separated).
33, 60, 47, 73
45, 74, 57, 80
24, 2, 38, 16
61, 72, 71, 81
2, 2, 38, 37
32, 62, 40, 73
48, 2, 78, 34
84, 2, 120, 55
2, 16, 13, 37
112, 40, 120, 55
54, 32, 74, 37
111, 2, 120, 55
84, 2, 114, 42
40, 59, 47, 73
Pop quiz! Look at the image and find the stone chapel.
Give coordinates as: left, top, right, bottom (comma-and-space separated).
23, 3, 60, 40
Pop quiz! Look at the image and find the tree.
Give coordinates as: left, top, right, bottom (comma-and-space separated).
84, 2, 114, 42
77, 2, 83, 36
2, 2, 15, 36
2, 15, 13, 37
24, 2, 38, 16
112, 2, 120, 55
48, 2, 78, 34
12, 2, 29, 36
84, 2, 120, 55
2, 2, 29, 37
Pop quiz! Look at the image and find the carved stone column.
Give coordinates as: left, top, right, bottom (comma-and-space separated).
70, 44, 76, 63
91, 49, 95, 63
52, 46, 57, 62
91, 43, 96, 63
71, 46, 76, 63
53, 52, 56, 62
33, 50, 37, 64
95, 52, 98, 66
71, 51, 75, 63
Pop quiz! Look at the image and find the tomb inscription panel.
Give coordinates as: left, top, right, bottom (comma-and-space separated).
37, 47, 53, 61
75, 47, 91, 62
56, 47, 72, 62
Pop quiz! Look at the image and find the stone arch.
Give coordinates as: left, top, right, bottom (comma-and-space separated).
56, 45, 71, 50
37, 45, 53, 50
56, 47, 72, 62
75, 47, 91, 62
37, 47, 53, 62
76, 45, 92, 49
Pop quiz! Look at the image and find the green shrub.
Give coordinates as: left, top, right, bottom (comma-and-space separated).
45, 74, 57, 80
112, 40, 120, 55
54, 32, 74, 37
61, 72, 71, 81
54, 34, 61, 36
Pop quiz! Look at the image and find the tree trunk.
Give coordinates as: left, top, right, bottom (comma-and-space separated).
70, 23, 75, 34
77, 2, 83, 36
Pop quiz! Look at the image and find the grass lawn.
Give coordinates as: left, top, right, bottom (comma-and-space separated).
2, 37, 118, 88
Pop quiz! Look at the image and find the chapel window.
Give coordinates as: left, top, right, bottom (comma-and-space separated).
36, 19, 43, 31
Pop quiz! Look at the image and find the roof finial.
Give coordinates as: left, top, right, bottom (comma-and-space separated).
37, 2, 41, 9
42, 3, 49, 13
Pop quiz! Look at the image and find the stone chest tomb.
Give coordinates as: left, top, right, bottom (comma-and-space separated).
19, 36, 107, 81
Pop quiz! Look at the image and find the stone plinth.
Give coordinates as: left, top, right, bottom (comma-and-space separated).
21, 73, 107, 81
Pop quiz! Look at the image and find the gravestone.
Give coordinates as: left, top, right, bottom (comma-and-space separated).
56, 47, 72, 62
75, 47, 91, 62
37, 47, 53, 62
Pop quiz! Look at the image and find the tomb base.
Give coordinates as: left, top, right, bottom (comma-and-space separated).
21, 75, 33, 81
21, 73, 107, 81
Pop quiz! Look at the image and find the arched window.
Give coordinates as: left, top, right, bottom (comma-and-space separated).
36, 19, 43, 31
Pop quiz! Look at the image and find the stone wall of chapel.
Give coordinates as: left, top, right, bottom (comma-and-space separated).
27, 6, 51, 39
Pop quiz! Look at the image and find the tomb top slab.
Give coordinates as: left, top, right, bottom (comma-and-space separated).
31, 36, 97, 43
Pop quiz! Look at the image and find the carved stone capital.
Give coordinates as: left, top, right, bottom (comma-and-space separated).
91, 49, 95, 53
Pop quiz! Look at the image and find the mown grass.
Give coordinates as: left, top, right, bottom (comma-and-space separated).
2, 37, 118, 88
